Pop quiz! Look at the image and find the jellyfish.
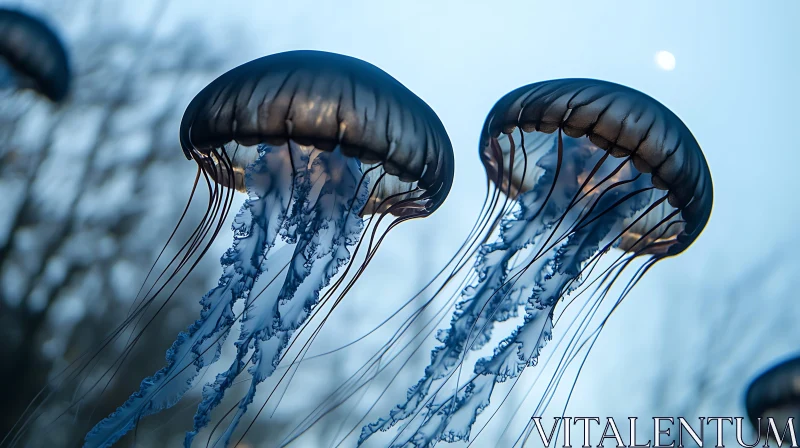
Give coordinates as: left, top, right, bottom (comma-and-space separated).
0, 8, 69, 102
361, 79, 713, 447
746, 356, 800, 443
57, 50, 455, 447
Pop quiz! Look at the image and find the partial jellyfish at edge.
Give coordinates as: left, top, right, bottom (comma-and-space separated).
359, 78, 713, 447
0, 8, 70, 103
746, 355, 800, 444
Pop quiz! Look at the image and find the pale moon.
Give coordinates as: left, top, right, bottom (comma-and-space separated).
655, 51, 676, 71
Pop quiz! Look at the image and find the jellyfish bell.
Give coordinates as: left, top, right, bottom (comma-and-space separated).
0, 8, 70, 102
361, 79, 712, 447
746, 356, 800, 443
479, 79, 711, 257
179, 50, 452, 218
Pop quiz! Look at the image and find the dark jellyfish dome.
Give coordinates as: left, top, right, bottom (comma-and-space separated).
746, 356, 800, 436
179, 50, 454, 217
0, 8, 70, 102
479, 78, 713, 256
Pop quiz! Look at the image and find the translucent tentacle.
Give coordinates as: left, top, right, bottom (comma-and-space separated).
397, 222, 609, 447
182, 146, 315, 446
182, 244, 294, 447
193, 148, 368, 448
360, 138, 591, 444
389, 163, 655, 447
83, 147, 295, 448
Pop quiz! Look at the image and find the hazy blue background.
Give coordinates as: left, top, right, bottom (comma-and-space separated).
1, 0, 798, 446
